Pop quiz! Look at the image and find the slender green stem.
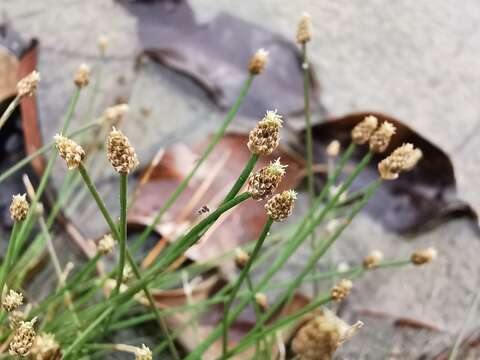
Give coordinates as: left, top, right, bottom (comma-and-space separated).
222, 218, 273, 355
132, 74, 254, 251
0, 221, 21, 295
0, 95, 20, 131
112, 174, 128, 298
245, 274, 264, 356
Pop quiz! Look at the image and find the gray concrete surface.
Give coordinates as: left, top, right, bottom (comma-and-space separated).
2, 0, 480, 358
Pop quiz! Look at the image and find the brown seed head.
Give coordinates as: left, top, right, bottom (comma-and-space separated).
30, 332, 61, 360
255, 293, 268, 312
54, 134, 86, 170
247, 110, 283, 155
103, 104, 129, 124
98, 234, 115, 255
363, 250, 383, 269
17, 71, 40, 98
330, 278, 352, 301
74, 63, 90, 88
248, 48, 269, 75
296, 12, 312, 44
378, 143, 422, 180
9, 317, 37, 357
411, 247, 437, 265
234, 248, 250, 269
247, 159, 287, 200
369, 121, 396, 153
107, 127, 139, 174
2, 290, 23, 312
10, 194, 29, 222
265, 190, 297, 221
326, 140, 341, 157
351, 115, 378, 145
135, 344, 152, 360
292, 308, 363, 360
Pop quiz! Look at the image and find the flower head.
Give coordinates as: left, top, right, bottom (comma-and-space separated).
17, 71, 40, 98
330, 278, 352, 301
296, 12, 312, 44
2, 290, 23, 312
378, 143, 422, 180
351, 115, 378, 145
10, 194, 29, 222
54, 134, 86, 170
103, 104, 129, 123
107, 127, 139, 174
234, 248, 249, 269
363, 250, 383, 269
326, 140, 341, 157
9, 317, 37, 357
74, 63, 90, 88
255, 293, 268, 312
247, 159, 287, 200
265, 190, 297, 221
30, 332, 61, 360
292, 308, 363, 360
98, 234, 115, 255
369, 121, 396, 153
411, 247, 437, 265
135, 344, 152, 360
248, 48, 269, 75
247, 110, 283, 155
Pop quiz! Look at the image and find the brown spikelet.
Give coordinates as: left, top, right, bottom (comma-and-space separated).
2, 290, 23, 312
98, 234, 115, 255
411, 247, 437, 265
10, 194, 29, 222
296, 12, 312, 44
247, 159, 286, 200
247, 110, 283, 155
17, 71, 40, 98
30, 332, 61, 360
74, 63, 90, 88
330, 279, 352, 301
378, 143, 422, 180
54, 134, 86, 170
351, 115, 378, 145
265, 190, 297, 221
107, 127, 139, 174
9, 317, 37, 356
254, 293, 268, 312
369, 121, 396, 153
234, 248, 249, 269
363, 250, 383, 269
248, 48, 269, 75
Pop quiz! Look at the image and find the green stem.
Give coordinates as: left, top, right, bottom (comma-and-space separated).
245, 274, 264, 356
132, 74, 254, 251
222, 218, 273, 355
0, 221, 21, 295
0, 96, 20, 131
112, 174, 128, 298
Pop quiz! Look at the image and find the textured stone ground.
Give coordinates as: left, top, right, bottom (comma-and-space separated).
2, 0, 480, 358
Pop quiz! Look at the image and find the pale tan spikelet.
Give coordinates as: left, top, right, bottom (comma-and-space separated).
265, 190, 297, 221
330, 278, 352, 301
369, 121, 396, 153
54, 134, 86, 170
74, 63, 90, 88
10, 194, 29, 222
98, 35, 108, 54
234, 248, 250, 269
135, 344, 152, 360
247, 159, 287, 200
30, 332, 61, 360
248, 48, 269, 75
363, 250, 383, 269
326, 140, 341, 157
292, 308, 363, 360
107, 127, 139, 174
17, 71, 40, 98
9, 310, 26, 330
411, 247, 437, 265
296, 12, 312, 44
122, 265, 133, 283
255, 293, 268, 312
9, 317, 37, 357
2, 290, 23, 312
98, 234, 115, 255
378, 143, 422, 180
351, 115, 378, 145
247, 110, 283, 155
103, 104, 129, 123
